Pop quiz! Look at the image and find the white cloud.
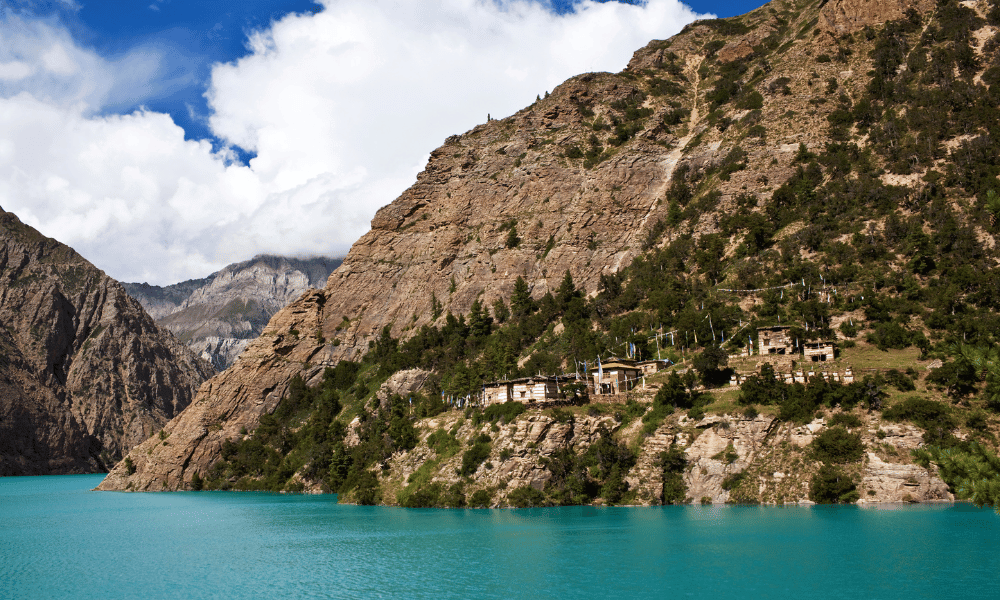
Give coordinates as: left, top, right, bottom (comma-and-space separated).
0, 0, 707, 285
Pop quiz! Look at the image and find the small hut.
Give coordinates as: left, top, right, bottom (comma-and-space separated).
637, 359, 671, 376
593, 361, 642, 395
482, 380, 514, 405
803, 340, 836, 362
509, 377, 563, 403
757, 326, 795, 355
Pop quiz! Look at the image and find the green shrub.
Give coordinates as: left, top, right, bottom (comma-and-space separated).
721, 471, 745, 491
883, 397, 955, 431
736, 90, 764, 110
124, 456, 135, 475
400, 483, 442, 508
641, 403, 674, 434
505, 225, 521, 248
839, 321, 859, 338
459, 435, 492, 476
809, 465, 859, 504
739, 363, 783, 406
600, 464, 629, 504
507, 485, 547, 507
926, 360, 978, 398
687, 406, 706, 420
811, 426, 865, 463
712, 443, 739, 464
353, 471, 381, 506
966, 411, 990, 433
469, 489, 493, 508
778, 390, 819, 424
427, 429, 460, 457
866, 322, 914, 350
441, 482, 466, 507
550, 407, 575, 423
883, 369, 915, 391
484, 401, 526, 424
655, 372, 698, 409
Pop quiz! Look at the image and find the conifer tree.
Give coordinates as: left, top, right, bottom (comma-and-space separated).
510, 276, 533, 317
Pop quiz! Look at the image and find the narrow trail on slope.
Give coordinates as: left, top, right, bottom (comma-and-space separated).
633, 55, 706, 243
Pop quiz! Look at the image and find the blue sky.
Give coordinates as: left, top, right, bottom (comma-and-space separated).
0, 0, 768, 283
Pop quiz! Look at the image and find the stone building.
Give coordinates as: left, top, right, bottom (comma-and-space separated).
757, 326, 795, 356
803, 340, 836, 362
593, 361, 642, 395
483, 377, 569, 404
637, 359, 671, 376
482, 380, 514, 405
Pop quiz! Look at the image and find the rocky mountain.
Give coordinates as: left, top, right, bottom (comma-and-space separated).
0, 209, 215, 475
123, 255, 341, 370
100, 0, 1000, 501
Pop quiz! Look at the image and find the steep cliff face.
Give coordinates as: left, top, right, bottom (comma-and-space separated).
124, 255, 341, 370
102, 0, 1000, 492
0, 209, 215, 475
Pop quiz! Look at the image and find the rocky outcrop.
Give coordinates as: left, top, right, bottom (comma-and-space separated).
382, 411, 619, 506
123, 255, 341, 370
679, 415, 778, 504
375, 369, 434, 409
372, 406, 955, 506
818, 0, 934, 36
0, 209, 215, 475
859, 453, 953, 503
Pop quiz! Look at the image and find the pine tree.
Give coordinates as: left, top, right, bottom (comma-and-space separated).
556, 269, 577, 308
510, 276, 533, 317
492, 298, 510, 324
468, 299, 493, 338
430, 292, 443, 320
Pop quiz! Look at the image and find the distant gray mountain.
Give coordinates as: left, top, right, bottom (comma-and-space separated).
124, 255, 342, 370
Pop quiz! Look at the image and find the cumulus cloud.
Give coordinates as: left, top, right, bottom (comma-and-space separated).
0, 15, 165, 111
0, 0, 707, 285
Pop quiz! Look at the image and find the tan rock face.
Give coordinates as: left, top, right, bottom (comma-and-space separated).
0, 209, 215, 475
818, 0, 933, 36
859, 453, 953, 503
681, 415, 776, 503
383, 412, 620, 506
374, 369, 433, 410
104, 66, 697, 489
316, 75, 681, 365
374, 407, 953, 507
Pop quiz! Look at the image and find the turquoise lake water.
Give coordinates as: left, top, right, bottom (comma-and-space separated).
2, 475, 999, 599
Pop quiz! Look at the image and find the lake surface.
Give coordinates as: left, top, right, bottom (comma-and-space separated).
2, 475, 998, 599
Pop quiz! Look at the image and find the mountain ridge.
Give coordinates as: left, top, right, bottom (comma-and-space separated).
99, 0, 1000, 503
